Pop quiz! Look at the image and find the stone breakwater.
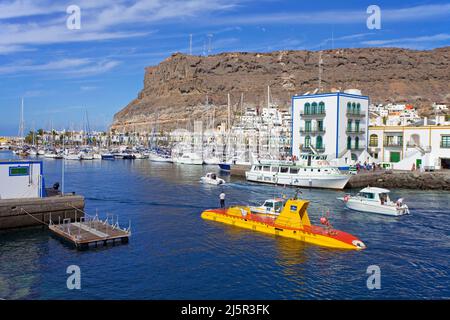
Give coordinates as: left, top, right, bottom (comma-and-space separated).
346, 170, 450, 190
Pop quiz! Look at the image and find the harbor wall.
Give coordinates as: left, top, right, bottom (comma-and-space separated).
0, 195, 85, 230
346, 170, 450, 190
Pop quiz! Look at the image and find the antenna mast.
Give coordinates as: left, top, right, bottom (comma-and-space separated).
189, 34, 193, 55
318, 51, 323, 93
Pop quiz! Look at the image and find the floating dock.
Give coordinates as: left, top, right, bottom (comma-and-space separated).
48, 214, 131, 249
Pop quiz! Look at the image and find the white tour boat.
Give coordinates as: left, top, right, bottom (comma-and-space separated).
245, 164, 350, 190
338, 187, 410, 216
200, 172, 225, 185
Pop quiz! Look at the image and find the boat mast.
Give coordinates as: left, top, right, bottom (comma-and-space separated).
18, 97, 24, 146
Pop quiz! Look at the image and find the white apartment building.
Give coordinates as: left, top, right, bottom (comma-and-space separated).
368, 124, 450, 170
291, 90, 369, 160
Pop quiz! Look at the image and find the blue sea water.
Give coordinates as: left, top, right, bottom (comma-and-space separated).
0, 151, 449, 300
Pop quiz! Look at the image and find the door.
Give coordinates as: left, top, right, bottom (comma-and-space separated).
416, 159, 422, 169
390, 152, 400, 163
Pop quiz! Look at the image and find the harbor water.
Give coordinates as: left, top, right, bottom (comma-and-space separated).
0, 151, 449, 299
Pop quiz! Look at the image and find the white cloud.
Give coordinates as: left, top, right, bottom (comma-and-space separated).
202, 3, 450, 26
362, 33, 450, 46
0, 0, 237, 52
0, 58, 120, 77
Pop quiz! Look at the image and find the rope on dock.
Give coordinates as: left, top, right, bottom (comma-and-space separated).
20, 208, 49, 226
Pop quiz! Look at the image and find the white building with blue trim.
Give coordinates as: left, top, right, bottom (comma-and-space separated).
0, 160, 45, 199
291, 90, 369, 160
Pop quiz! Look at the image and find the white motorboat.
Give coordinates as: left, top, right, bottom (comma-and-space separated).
149, 152, 172, 163
173, 152, 203, 165
338, 187, 410, 216
245, 164, 350, 190
80, 152, 94, 160
44, 152, 63, 159
200, 172, 225, 185
203, 156, 221, 165
132, 152, 148, 159
64, 153, 81, 160
249, 198, 284, 216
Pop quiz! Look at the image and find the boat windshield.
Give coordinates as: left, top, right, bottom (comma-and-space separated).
274, 201, 283, 212
358, 192, 376, 199
263, 201, 274, 209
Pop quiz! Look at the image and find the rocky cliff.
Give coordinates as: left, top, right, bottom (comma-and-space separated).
111, 47, 450, 133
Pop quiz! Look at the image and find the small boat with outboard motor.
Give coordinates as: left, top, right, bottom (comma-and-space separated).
200, 172, 225, 185
201, 191, 366, 250
338, 187, 410, 216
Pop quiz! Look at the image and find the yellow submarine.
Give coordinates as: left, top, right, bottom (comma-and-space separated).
201, 196, 366, 250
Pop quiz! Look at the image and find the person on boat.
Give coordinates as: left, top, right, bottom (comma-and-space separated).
219, 191, 226, 208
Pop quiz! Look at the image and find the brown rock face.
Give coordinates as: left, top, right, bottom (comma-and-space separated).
111, 47, 450, 133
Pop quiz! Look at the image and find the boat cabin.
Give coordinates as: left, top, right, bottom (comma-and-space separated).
206, 172, 217, 180
357, 187, 391, 204
0, 160, 45, 200
251, 198, 285, 215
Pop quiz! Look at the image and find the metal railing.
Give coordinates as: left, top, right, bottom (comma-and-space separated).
346, 128, 365, 134
346, 111, 365, 117
383, 141, 403, 147
300, 127, 326, 134
300, 111, 326, 117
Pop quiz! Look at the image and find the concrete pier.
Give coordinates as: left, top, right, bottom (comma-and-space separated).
0, 194, 85, 230
346, 170, 450, 190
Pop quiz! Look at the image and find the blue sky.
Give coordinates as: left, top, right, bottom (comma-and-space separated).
0, 0, 449, 136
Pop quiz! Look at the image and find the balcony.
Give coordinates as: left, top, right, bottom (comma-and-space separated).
300, 127, 326, 135
348, 145, 366, 151
346, 111, 365, 118
300, 144, 325, 152
300, 111, 326, 118
384, 141, 403, 148
346, 128, 365, 134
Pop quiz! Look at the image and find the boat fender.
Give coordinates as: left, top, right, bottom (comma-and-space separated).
343, 195, 350, 202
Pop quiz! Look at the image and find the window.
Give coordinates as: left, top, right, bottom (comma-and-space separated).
318, 102, 325, 114
347, 102, 352, 111
263, 166, 271, 172
290, 167, 299, 174
441, 136, 450, 148
369, 134, 378, 147
304, 103, 311, 115
352, 102, 356, 114
311, 102, 317, 114
317, 120, 324, 132
316, 136, 323, 149
355, 120, 360, 132
9, 166, 29, 176
305, 136, 311, 147
347, 120, 353, 132
305, 120, 312, 132
356, 103, 361, 114
280, 167, 289, 173
347, 136, 352, 149
355, 137, 360, 149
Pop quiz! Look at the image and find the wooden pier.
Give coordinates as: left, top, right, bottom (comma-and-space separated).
48, 214, 131, 250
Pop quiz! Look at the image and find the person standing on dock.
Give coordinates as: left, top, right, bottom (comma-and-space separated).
219, 191, 226, 208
